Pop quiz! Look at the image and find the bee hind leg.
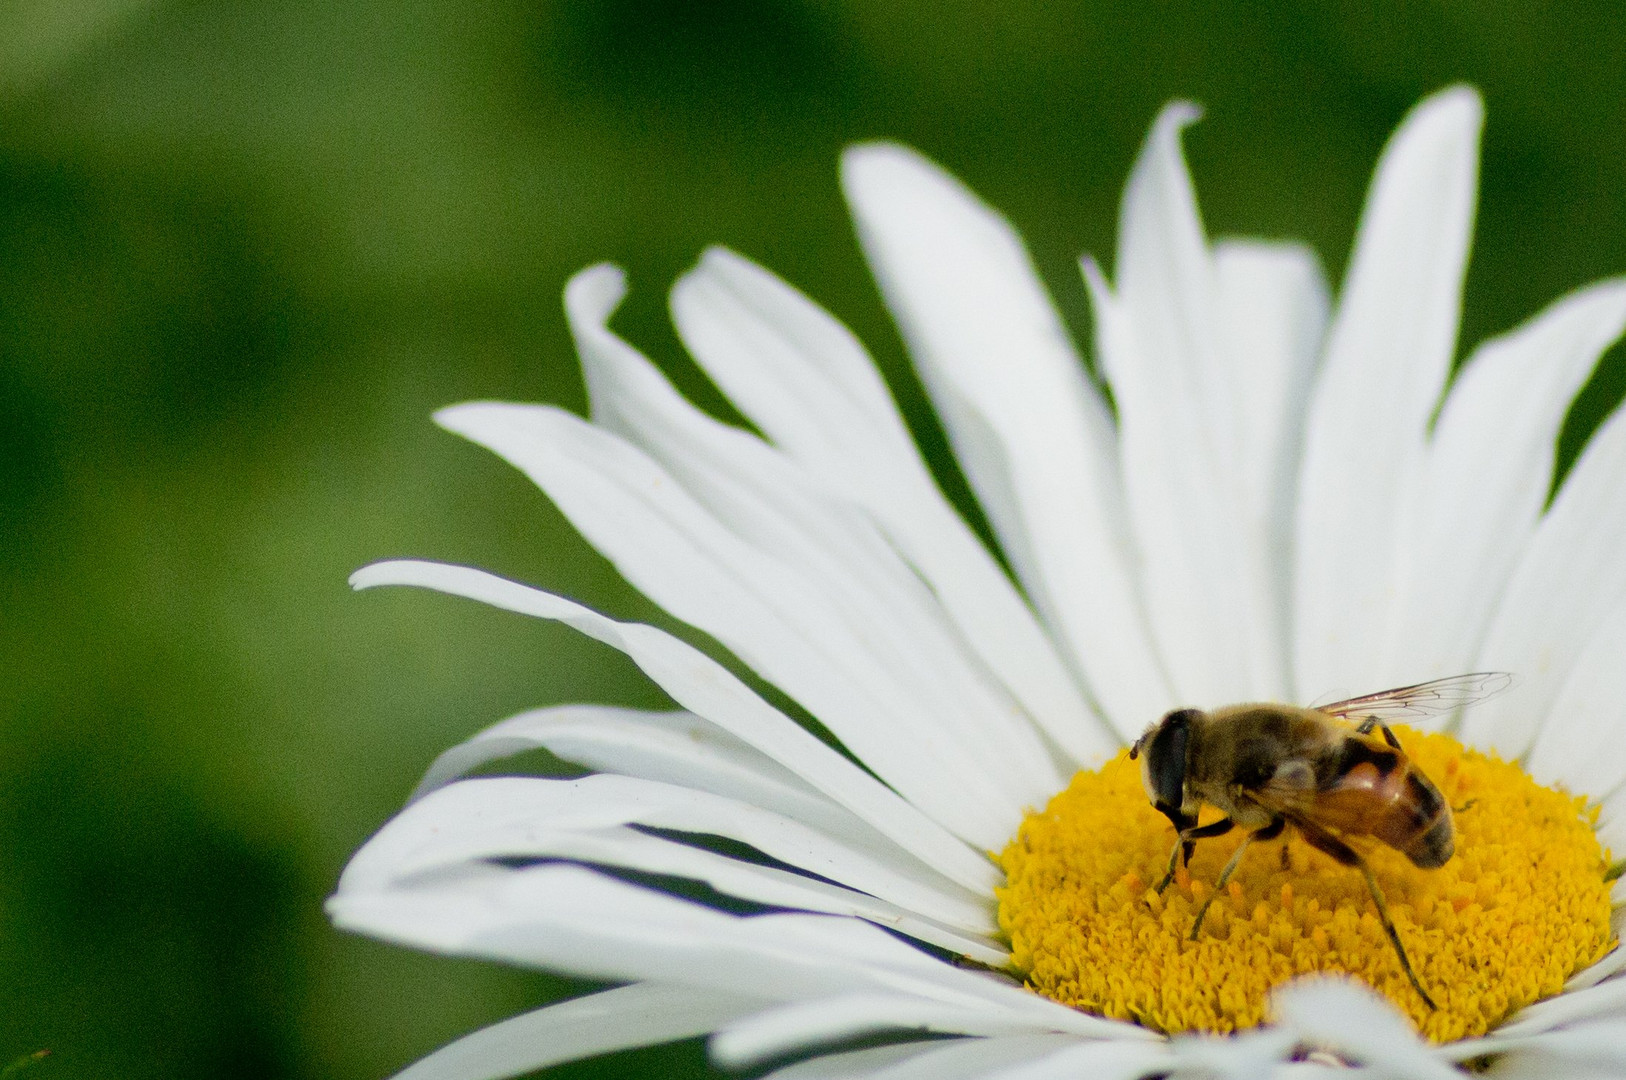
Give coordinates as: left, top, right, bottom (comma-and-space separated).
1156, 817, 1234, 894
1293, 816, 1439, 1011
1189, 818, 1284, 940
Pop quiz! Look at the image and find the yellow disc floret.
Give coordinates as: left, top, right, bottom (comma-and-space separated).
996, 727, 1616, 1041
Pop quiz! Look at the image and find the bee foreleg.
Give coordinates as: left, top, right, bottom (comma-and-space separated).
1155, 817, 1234, 894
1292, 816, 1439, 1011
1189, 828, 1264, 940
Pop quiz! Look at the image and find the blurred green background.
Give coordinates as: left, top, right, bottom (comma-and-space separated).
3, 2, 1625, 1077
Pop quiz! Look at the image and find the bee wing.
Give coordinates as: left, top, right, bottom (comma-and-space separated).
1249, 744, 1396, 837
1313, 672, 1514, 723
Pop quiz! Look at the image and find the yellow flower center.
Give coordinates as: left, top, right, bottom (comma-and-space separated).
996, 727, 1616, 1042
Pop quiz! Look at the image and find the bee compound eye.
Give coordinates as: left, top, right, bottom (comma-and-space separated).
1146, 709, 1195, 811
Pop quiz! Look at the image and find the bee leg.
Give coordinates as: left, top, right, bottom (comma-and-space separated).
1156, 817, 1234, 894
1355, 716, 1403, 749
1293, 817, 1439, 1011
1189, 818, 1284, 940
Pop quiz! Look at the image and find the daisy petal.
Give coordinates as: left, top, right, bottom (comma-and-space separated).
855, 1035, 1088, 1080
408, 704, 949, 879
1271, 977, 1462, 1080
842, 141, 1171, 737
1473, 1021, 1626, 1080
759, 1043, 937, 1080
410, 704, 866, 836
1294, 86, 1483, 697
340, 776, 995, 933
1096, 104, 1297, 703
433, 400, 1025, 845
1214, 240, 1330, 692
709, 994, 1074, 1068
1464, 405, 1626, 758
563, 265, 1063, 804
670, 246, 1112, 764
390, 983, 762, 1080
1525, 599, 1626, 796
1490, 972, 1626, 1039
980, 1038, 1175, 1080
334, 863, 1124, 1023
1601, 789, 1626, 857
389, 817, 1005, 962
1385, 280, 1626, 685
350, 560, 999, 893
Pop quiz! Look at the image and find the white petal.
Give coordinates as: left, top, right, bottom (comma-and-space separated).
411, 704, 869, 841
408, 704, 970, 896
759, 1043, 938, 1080
562, 265, 1063, 804
1214, 240, 1331, 692
1525, 599, 1626, 797
670, 247, 1113, 764
1464, 404, 1626, 758
1167, 1027, 1299, 1080
390, 983, 762, 1080
332, 863, 1110, 1021
341, 776, 994, 933
1271, 977, 1462, 1080
1490, 972, 1626, 1039
350, 560, 999, 893
433, 400, 1025, 846
1294, 86, 1483, 699
981, 1038, 1175, 1080
859, 1035, 1088, 1080
534, 827, 1008, 963
1477, 1021, 1626, 1080
710, 994, 1083, 1068
842, 141, 1171, 737
1095, 104, 1300, 703
1383, 280, 1626, 686
1601, 788, 1626, 857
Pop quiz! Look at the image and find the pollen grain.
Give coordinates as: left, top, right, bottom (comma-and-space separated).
995, 728, 1616, 1041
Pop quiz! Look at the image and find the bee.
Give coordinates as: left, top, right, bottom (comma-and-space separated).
1128, 672, 1513, 1010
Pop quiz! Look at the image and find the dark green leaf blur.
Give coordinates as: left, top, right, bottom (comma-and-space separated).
2, 2, 1624, 1077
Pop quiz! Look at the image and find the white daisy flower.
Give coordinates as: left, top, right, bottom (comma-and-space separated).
332, 84, 1626, 1080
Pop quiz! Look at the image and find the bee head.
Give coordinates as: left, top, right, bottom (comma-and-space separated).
1130, 708, 1199, 827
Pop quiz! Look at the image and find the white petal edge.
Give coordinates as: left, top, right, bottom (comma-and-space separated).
331, 863, 1140, 1033
979, 1038, 1176, 1080
1294, 85, 1483, 698
407, 703, 967, 893
710, 993, 1095, 1068
842, 140, 1172, 737
1096, 102, 1286, 705
1213, 240, 1331, 700
670, 246, 1113, 764
1270, 977, 1462, 1080
1464, 402, 1626, 758
758, 1043, 938, 1080
349, 559, 999, 893
340, 775, 996, 935
1525, 598, 1626, 797
562, 265, 1064, 803
411, 704, 875, 840
1382, 279, 1626, 686
433, 401, 1026, 846
389, 983, 763, 1080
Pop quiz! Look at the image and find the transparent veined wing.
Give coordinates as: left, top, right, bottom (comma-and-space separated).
1313, 672, 1514, 723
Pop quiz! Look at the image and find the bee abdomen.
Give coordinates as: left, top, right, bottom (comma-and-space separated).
1391, 772, 1454, 868
1404, 816, 1455, 868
